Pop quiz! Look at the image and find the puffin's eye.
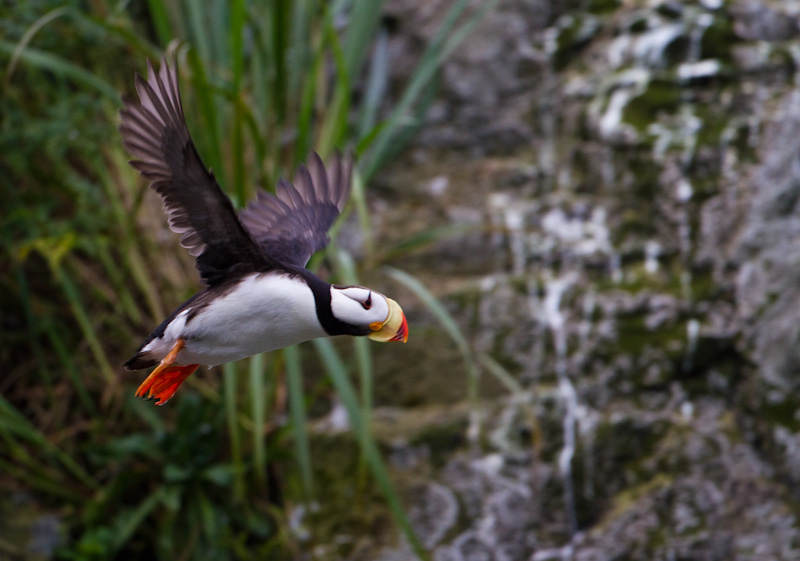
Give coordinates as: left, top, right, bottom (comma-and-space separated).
362, 292, 372, 310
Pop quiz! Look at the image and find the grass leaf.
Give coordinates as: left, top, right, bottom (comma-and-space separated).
313, 338, 428, 560
0, 40, 118, 100
383, 266, 480, 404
285, 345, 313, 497
249, 352, 269, 490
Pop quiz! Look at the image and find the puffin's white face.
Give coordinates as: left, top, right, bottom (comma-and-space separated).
329, 286, 408, 342
330, 286, 390, 327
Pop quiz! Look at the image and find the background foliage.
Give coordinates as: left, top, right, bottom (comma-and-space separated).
0, 0, 487, 558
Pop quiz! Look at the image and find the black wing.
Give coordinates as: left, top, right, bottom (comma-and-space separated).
119, 58, 271, 285
238, 152, 353, 267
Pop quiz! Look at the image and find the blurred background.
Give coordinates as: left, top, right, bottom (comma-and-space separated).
4, 0, 800, 560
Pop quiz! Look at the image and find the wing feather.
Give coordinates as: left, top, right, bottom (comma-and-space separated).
239, 153, 354, 266
119, 57, 270, 284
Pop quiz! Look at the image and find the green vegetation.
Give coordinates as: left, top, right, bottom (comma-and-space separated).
0, 0, 493, 558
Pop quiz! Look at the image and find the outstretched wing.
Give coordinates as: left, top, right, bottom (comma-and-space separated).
119, 57, 271, 285
238, 153, 353, 267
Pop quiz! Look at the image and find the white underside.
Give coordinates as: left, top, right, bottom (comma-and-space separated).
141, 273, 328, 366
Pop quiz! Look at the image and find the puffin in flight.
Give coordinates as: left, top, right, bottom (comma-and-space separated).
119, 58, 408, 405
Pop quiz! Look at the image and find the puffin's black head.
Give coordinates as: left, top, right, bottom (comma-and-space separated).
329, 286, 408, 342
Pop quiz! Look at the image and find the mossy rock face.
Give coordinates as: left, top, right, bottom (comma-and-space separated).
553, 14, 601, 71
571, 405, 800, 560
587, 0, 621, 15
408, 418, 469, 469
623, 80, 684, 134
301, 0, 800, 558
700, 13, 737, 61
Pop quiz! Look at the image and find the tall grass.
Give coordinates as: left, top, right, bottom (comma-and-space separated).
1, 0, 492, 558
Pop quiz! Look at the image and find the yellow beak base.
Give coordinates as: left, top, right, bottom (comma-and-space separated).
367, 298, 408, 343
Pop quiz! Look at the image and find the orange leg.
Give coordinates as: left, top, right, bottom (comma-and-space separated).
135, 339, 199, 405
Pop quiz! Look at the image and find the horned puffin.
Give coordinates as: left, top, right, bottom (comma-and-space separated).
119, 58, 408, 405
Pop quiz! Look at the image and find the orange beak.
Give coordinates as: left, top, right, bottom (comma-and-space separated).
368, 298, 409, 343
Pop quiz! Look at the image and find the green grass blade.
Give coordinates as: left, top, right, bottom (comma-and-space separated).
268, 0, 289, 124
342, 0, 384, 79
348, 167, 374, 257
294, 42, 321, 165
0, 423, 62, 485
110, 489, 163, 553
122, 241, 166, 321
288, 0, 315, 96
184, 0, 213, 65
187, 49, 227, 190
237, 96, 269, 189
383, 267, 479, 405
96, 240, 141, 323
284, 345, 313, 496
194, 486, 218, 543
2, 5, 69, 90
373, 71, 438, 168
316, 13, 350, 157
0, 395, 99, 490
211, 0, 230, 66
14, 267, 52, 394
0, 458, 83, 502
106, 148, 167, 319
144, 0, 173, 46
248, 6, 269, 126
313, 339, 427, 560
478, 353, 524, 395
356, 27, 388, 141
229, 0, 247, 205
44, 318, 96, 414
360, 0, 498, 180
223, 362, 245, 501
68, 9, 161, 59
378, 223, 476, 262
0, 40, 118, 101
249, 353, 268, 489
56, 262, 116, 384
354, 336, 373, 422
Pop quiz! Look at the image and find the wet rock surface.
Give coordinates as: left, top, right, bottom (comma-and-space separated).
312, 1, 800, 559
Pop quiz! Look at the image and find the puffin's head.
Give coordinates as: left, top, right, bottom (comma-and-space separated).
330, 286, 408, 343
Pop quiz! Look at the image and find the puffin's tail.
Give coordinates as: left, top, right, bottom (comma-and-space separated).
123, 352, 158, 371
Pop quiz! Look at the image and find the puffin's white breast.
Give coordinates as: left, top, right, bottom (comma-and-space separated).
148, 273, 327, 366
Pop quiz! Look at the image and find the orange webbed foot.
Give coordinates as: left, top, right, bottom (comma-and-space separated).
136, 364, 199, 405
134, 338, 198, 405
